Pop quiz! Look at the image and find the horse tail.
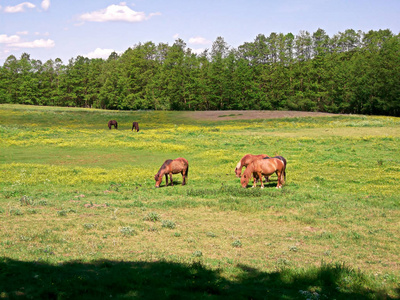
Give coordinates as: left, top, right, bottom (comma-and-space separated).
280, 157, 287, 182
280, 159, 286, 183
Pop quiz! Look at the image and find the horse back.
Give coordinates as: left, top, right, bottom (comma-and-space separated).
242, 154, 269, 166
273, 156, 287, 167
256, 158, 284, 175
170, 158, 187, 173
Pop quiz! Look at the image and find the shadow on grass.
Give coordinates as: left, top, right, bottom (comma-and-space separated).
0, 258, 397, 299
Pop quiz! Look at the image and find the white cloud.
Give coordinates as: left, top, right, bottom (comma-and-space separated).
189, 36, 211, 45
17, 31, 29, 35
9, 39, 55, 48
191, 48, 206, 55
79, 3, 160, 23
173, 33, 180, 39
0, 34, 21, 44
4, 2, 36, 13
41, 0, 50, 11
85, 48, 118, 59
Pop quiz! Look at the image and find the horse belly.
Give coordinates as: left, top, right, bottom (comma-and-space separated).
261, 165, 276, 176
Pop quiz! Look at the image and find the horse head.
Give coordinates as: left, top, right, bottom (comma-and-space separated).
154, 173, 162, 188
240, 173, 250, 188
234, 162, 242, 177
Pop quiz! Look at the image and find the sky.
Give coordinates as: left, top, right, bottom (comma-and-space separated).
1, 0, 400, 65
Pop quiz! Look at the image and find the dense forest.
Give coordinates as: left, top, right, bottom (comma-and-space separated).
1, 28, 399, 116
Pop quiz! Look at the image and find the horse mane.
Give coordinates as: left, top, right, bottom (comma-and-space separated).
235, 161, 241, 170
156, 159, 173, 176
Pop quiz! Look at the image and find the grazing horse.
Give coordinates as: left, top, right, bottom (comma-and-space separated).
234, 154, 270, 177
132, 122, 139, 132
241, 157, 285, 189
108, 120, 118, 129
154, 157, 189, 188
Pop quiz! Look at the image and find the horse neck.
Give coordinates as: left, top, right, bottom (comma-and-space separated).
157, 166, 167, 177
243, 163, 254, 176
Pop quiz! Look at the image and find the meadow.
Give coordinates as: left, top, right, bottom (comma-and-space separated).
0, 104, 399, 299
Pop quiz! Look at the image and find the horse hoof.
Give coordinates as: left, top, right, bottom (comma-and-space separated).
261, 186, 264, 189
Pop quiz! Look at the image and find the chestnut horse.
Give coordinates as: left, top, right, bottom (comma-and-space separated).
241, 157, 285, 189
154, 157, 189, 188
108, 120, 118, 129
132, 122, 139, 132
234, 154, 269, 177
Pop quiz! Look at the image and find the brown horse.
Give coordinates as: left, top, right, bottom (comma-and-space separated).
234, 154, 270, 177
154, 157, 189, 188
241, 157, 285, 189
108, 120, 118, 129
132, 122, 139, 132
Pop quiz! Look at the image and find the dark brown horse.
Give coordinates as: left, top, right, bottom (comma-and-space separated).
241, 157, 285, 189
154, 157, 189, 188
132, 122, 139, 132
108, 120, 118, 129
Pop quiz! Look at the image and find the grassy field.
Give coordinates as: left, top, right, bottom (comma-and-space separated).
0, 104, 399, 299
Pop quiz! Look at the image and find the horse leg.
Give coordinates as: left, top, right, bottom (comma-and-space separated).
258, 172, 264, 189
165, 174, 169, 186
252, 172, 257, 188
182, 170, 187, 185
169, 173, 173, 186
276, 171, 282, 188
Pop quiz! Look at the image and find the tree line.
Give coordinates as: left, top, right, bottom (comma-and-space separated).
1, 28, 399, 116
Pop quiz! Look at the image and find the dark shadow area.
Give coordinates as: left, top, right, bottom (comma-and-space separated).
243, 181, 278, 189
0, 258, 397, 299
159, 181, 185, 188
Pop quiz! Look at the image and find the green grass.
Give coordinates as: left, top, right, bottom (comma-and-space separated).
0, 104, 399, 299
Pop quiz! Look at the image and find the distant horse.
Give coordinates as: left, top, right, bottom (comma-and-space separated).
241, 157, 285, 189
108, 120, 118, 129
154, 157, 189, 188
132, 122, 139, 132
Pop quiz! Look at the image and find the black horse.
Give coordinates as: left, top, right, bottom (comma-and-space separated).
108, 120, 118, 129
132, 122, 140, 132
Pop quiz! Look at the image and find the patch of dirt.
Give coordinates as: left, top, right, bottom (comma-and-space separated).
185, 110, 337, 121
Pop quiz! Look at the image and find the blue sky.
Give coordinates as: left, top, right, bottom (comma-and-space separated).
1, 0, 399, 65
